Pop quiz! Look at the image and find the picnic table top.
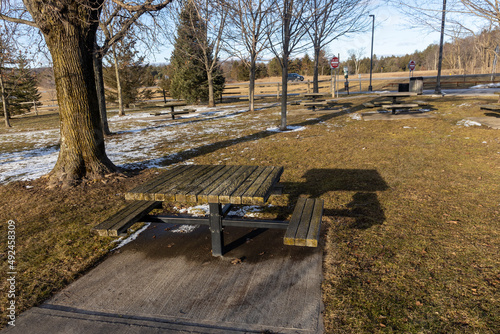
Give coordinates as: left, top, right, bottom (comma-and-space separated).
125, 165, 284, 205
163, 101, 187, 107
378, 92, 418, 98
301, 92, 329, 98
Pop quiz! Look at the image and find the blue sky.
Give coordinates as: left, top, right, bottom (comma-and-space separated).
146, 2, 488, 65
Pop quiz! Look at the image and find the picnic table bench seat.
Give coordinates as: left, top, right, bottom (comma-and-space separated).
480, 104, 500, 111
93, 200, 162, 237
284, 197, 324, 247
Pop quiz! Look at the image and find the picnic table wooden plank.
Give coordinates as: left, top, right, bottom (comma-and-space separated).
294, 198, 315, 246
247, 166, 284, 205
169, 165, 215, 202
93, 200, 162, 236
197, 165, 241, 203
306, 199, 324, 247
184, 165, 228, 202
229, 166, 267, 204
124, 165, 192, 201
171, 165, 221, 202
480, 104, 500, 111
208, 165, 259, 203
154, 165, 211, 201
283, 198, 306, 245
242, 166, 283, 205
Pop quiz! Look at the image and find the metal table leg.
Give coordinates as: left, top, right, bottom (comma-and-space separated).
209, 203, 224, 256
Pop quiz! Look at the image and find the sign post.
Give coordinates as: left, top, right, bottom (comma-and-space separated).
409, 60, 416, 78
330, 56, 339, 98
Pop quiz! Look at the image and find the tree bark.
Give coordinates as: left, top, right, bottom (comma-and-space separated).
249, 54, 256, 112
313, 46, 321, 93
93, 53, 111, 135
37, 8, 118, 185
207, 71, 215, 107
0, 70, 11, 128
113, 46, 125, 116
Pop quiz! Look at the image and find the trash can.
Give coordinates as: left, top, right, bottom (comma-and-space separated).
398, 83, 409, 92
410, 77, 423, 95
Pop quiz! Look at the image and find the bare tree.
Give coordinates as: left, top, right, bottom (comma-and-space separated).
0, 0, 173, 186
95, 1, 171, 135
348, 47, 366, 75
226, 0, 274, 111
267, 0, 311, 131
308, 0, 371, 93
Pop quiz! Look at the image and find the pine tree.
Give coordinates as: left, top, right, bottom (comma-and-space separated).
103, 37, 150, 109
8, 55, 41, 115
169, 0, 224, 104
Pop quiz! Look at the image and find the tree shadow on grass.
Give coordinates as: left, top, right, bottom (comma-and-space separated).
124, 105, 353, 170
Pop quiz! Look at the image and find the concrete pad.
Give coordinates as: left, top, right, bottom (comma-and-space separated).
467, 116, 500, 129
361, 111, 435, 121
3, 224, 323, 334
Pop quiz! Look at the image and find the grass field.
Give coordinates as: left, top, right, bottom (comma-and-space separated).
0, 93, 499, 332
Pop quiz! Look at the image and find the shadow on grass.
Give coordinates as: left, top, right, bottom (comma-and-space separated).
125, 104, 352, 170
284, 168, 389, 230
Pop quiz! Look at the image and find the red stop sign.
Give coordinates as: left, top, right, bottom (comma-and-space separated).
409, 60, 416, 71
330, 56, 339, 69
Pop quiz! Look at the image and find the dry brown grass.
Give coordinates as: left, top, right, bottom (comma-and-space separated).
0, 94, 499, 331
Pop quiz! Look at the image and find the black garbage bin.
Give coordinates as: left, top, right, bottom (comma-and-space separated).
410, 77, 423, 94
398, 83, 409, 92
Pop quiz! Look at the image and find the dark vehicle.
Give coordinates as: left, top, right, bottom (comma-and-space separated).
287, 73, 304, 81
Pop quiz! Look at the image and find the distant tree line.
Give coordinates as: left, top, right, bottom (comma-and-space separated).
344, 27, 500, 75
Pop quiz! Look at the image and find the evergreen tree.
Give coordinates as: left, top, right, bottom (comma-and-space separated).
0, 54, 41, 116
169, 0, 224, 104
10, 55, 41, 115
103, 38, 150, 109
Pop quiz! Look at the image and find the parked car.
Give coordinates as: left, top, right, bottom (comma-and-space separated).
287, 73, 304, 81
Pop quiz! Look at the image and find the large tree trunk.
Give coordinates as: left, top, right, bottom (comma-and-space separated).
93, 53, 111, 135
249, 54, 256, 112
41, 19, 117, 185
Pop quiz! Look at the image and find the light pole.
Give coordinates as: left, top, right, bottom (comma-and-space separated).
369, 14, 375, 92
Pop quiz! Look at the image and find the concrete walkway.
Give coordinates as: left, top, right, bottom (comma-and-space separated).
3, 224, 324, 334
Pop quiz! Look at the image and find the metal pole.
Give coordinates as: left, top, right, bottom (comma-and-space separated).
369, 14, 375, 92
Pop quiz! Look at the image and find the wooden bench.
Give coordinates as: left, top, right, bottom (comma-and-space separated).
480, 104, 500, 111
93, 201, 162, 237
284, 198, 324, 247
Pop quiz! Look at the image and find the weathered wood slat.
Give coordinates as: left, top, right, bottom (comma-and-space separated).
480, 104, 500, 111
240, 167, 276, 204
218, 166, 260, 203
294, 198, 315, 246
229, 166, 267, 204
243, 166, 284, 205
208, 166, 258, 203
306, 199, 324, 247
283, 198, 323, 247
154, 165, 209, 201
184, 165, 228, 202
124, 165, 191, 201
382, 104, 419, 109
197, 165, 241, 203
171, 165, 215, 202
283, 198, 307, 246
93, 201, 162, 237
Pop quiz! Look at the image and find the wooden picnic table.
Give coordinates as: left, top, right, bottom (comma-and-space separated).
300, 92, 334, 110
95, 165, 323, 257
377, 92, 418, 114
